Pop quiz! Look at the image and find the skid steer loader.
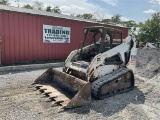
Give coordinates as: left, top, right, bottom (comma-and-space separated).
33, 26, 137, 109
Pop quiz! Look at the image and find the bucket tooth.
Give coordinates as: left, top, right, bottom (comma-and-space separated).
39, 88, 47, 91
35, 84, 43, 87
35, 85, 43, 89
51, 100, 64, 106
49, 96, 57, 99
48, 92, 63, 100
42, 92, 52, 95
39, 88, 47, 93
44, 91, 52, 94
54, 95, 69, 101
60, 99, 71, 107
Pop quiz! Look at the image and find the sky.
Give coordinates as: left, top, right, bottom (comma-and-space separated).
9, 0, 160, 22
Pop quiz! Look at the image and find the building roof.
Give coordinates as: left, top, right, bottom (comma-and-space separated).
0, 4, 129, 28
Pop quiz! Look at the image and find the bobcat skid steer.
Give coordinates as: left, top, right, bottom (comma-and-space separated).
33, 26, 137, 109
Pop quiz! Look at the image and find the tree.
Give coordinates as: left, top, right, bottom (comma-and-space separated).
76, 13, 93, 20
0, 0, 10, 5
33, 1, 44, 10
92, 18, 99, 22
76, 14, 83, 18
52, 6, 61, 14
83, 13, 93, 20
111, 14, 121, 24
136, 13, 160, 43
101, 19, 112, 24
23, 4, 33, 9
137, 22, 144, 27
70, 14, 75, 16
124, 20, 136, 27
46, 6, 52, 12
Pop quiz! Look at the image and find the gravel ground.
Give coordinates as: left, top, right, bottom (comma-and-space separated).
0, 48, 160, 120
136, 48, 160, 79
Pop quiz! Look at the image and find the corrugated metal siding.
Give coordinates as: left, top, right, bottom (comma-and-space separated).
0, 11, 128, 64
0, 11, 2, 64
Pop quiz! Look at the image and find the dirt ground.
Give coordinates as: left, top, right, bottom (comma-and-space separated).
0, 48, 160, 120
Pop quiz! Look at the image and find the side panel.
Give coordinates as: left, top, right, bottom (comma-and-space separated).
28, 14, 34, 62
88, 35, 137, 79
23, 14, 29, 62
0, 11, 4, 64
14, 13, 20, 63
3, 11, 10, 63
19, 13, 25, 62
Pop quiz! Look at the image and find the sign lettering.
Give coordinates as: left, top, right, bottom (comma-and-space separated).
43, 25, 71, 43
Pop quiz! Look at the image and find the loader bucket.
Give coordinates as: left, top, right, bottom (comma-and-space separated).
33, 68, 91, 109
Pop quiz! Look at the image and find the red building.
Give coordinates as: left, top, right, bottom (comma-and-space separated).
0, 5, 129, 65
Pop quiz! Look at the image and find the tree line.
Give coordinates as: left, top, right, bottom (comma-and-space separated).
23, 1, 61, 14
0, 0, 160, 43
75, 13, 137, 27
0, 0, 61, 14
136, 13, 160, 43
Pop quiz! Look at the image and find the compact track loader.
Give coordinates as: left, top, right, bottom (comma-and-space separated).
33, 26, 137, 109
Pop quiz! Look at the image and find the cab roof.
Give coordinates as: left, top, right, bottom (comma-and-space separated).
84, 26, 122, 33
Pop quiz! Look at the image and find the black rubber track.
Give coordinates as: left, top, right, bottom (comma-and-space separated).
91, 67, 134, 99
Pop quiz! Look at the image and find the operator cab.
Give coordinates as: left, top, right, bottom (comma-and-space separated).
68, 26, 123, 80
78, 26, 123, 62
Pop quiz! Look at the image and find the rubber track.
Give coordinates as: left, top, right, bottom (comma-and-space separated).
91, 67, 134, 99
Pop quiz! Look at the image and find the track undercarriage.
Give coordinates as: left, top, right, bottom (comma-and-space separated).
91, 68, 134, 99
